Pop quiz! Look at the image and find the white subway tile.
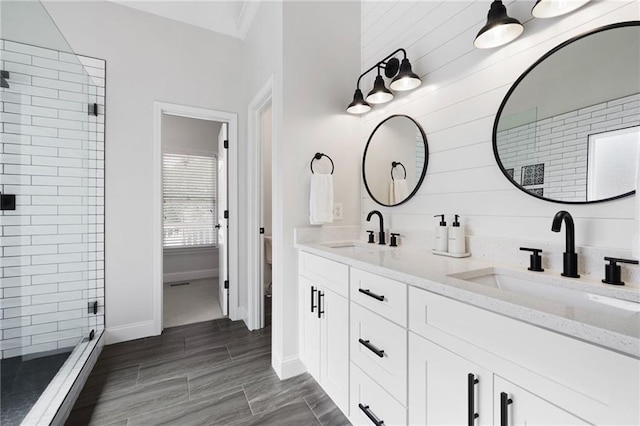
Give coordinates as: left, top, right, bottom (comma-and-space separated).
58, 280, 88, 291
32, 116, 83, 130
2, 342, 59, 358
4, 244, 57, 257
32, 156, 83, 168
0, 50, 32, 65
58, 129, 88, 141
3, 303, 57, 318
3, 185, 57, 196
0, 336, 31, 350
77, 56, 105, 70
31, 328, 82, 345
0, 255, 30, 268
4, 322, 58, 340
58, 167, 89, 177
58, 318, 89, 331
32, 57, 83, 74
32, 234, 82, 245
4, 123, 57, 137
0, 133, 31, 145
32, 176, 82, 186
0, 236, 31, 247
3, 264, 58, 278
0, 296, 31, 309
31, 309, 81, 325
3, 143, 57, 158
32, 96, 83, 112
5, 41, 58, 60
31, 215, 82, 226
58, 110, 89, 122
58, 91, 86, 103
32, 253, 82, 266
31, 136, 82, 150
0, 215, 30, 226
4, 61, 58, 79
31, 272, 83, 286
607, 93, 640, 107
0, 112, 31, 125
3, 225, 57, 236
59, 187, 88, 196
32, 195, 83, 206
0, 317, 31, 330
3, 205, 57, 216
0, 174, 30, 185
32, 290, 82, 305
2, 82, 57, 99
58, 262, 88, 273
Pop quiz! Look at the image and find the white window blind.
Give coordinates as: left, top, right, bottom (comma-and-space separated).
163, 153, 217, 247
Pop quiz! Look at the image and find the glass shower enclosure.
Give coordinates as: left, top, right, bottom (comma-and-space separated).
1, 2, 105, 424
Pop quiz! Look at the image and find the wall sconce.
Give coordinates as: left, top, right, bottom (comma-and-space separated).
474, 0, 524, 49
347, 48, 421, 114
531, 0, 590, 18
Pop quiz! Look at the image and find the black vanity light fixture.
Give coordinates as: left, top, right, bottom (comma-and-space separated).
474, 0, 524, 49
347, 48, 421, 115
531, 0, 590, 18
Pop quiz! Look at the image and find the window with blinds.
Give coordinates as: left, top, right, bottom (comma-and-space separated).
163, 153, 217, 247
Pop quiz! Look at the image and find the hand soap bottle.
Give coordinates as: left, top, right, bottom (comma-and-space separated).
448, 214, 466, 254
433, 214, 448, 252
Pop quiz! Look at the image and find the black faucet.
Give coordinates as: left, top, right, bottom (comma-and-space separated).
551, 210, 580, 278
366, 210, 386, 245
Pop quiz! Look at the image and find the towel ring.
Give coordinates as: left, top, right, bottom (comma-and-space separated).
391, 161, 406, 181
310, 152, 334, 175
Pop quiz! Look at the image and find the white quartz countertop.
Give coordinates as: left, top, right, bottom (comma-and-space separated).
296, 241, 640, 359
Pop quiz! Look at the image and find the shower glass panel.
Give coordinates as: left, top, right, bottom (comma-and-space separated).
1, 2, 104, 425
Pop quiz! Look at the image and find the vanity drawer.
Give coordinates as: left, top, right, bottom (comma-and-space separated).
298, 251, 349, 297
350, 362, 407, 426
350, 268, 407, 327
351, 302, 407, 404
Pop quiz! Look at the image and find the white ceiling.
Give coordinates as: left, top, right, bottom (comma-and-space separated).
112, 0, 260, 40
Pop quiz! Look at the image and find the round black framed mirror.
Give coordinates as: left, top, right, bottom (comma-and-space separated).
493, 21, 639, 204
363, 114, 429, 206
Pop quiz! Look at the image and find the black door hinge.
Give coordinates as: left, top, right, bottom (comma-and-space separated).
0, 193, 16, 211
224, 210, 229, 219
1, 70, 9, 88
88, 301, 98, 315
260, 228, 265, 234
224, 140, 228, 149
88, 103, 98, 116
224, 280, 229, 289
89, 329, 95, 341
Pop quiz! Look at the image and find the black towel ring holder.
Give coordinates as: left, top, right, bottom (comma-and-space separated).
391, 161, 406, 181
310, 152, 334, 175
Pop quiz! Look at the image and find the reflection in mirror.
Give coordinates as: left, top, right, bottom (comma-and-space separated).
363, 115, 428, 206
494, 22, 639, 203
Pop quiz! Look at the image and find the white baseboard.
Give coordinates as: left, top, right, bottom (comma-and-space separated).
272, 353, 306, 380
163, 269, 218, 283
105, 320, 157, 344
236, 305, 247, 325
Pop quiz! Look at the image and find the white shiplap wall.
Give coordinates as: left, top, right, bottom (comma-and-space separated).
0, 40, 105, 358
360, 0, 639, 253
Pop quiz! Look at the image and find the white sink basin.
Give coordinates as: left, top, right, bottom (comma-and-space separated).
319, 241, 392, 254
449, 267, 640, 318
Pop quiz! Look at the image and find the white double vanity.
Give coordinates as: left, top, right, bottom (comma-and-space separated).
296, 240, 640, 426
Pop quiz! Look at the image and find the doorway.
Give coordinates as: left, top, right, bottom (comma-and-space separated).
152, 102, 239, 335
160, 114, 227, 327
261, 106, 273, 327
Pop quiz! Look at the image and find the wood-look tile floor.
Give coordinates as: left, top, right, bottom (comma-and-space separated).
66, 319, 351, 426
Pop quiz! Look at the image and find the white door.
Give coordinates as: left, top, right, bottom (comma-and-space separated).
494, 376, 589, 426
409, 333, 493, 426
217, 123, 228, 316
320, 288, 349, 415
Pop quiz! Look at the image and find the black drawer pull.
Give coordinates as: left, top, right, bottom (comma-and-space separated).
468, 373, 479, 426
359, 338, 384, 358
358, 288, 384, 301
358, 403, 384, 426
317, 291, 325, 319
500, 392, 513, 426
310, 286, 317, 313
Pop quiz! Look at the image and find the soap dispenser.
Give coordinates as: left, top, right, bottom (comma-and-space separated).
448, 214, 466, 254
433, 214, 448, 252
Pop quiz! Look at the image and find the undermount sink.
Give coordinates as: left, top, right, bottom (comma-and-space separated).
319, 241, 392, 254
449, 267, 640, 318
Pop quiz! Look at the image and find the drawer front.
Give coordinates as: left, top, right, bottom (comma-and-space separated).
408, 286, 640, 425
298, 251, 349, 297
350, 363, 407, 426
351, 302, 407, 404
350, 268, 407, 327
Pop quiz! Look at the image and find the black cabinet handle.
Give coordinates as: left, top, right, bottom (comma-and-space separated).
358, 403, 384, 426
468, 373, 479, 425
359, 338, 384, 358
317, 291, 325, 319
310, 286, 317, 313
358, 288, 385, 301
500, 392, 513, 426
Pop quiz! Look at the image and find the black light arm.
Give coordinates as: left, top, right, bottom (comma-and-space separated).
355, 48, 407, 89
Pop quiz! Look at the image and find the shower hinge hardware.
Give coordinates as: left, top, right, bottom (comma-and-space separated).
260, 227, 265, 234
224, 210, 229, 219
0, 193, 16, 211
88, 103, 98, 116
88, 301, 98, 315
1, 70, 9, 88
224, 139, 228, 149
224, 280, 229, 289
89, 329, 95, 341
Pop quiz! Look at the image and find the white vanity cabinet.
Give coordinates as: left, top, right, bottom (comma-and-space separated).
298, 252, 349, 415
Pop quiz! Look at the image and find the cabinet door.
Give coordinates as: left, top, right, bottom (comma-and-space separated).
494, 376, 589, 426
409, 333, 492, 426
299, 276, 320, 380
320, 288, 349, 415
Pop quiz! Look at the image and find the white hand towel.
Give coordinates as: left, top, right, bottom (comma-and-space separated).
389, 181, 395, 204
633, 153, 640, 258
393, 179, 410, 204
310, 173, 334, 225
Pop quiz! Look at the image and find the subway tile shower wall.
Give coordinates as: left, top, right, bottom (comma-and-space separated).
0, 40, 105, 359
